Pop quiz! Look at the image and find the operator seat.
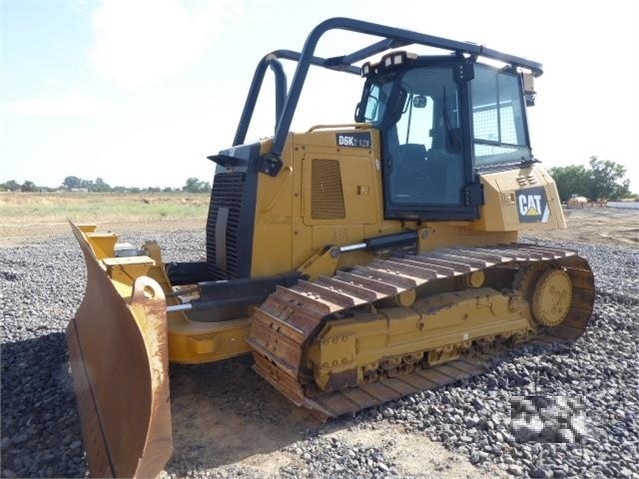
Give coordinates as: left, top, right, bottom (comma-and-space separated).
390, 143, 428, 201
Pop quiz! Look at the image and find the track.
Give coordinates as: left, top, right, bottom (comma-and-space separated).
246, 244, 595, 419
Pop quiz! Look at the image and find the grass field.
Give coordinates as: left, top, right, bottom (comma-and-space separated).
0, 192, 210, 246
0, 192, 210, 221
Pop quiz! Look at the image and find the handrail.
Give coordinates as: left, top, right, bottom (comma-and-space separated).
306, 123, 374, 133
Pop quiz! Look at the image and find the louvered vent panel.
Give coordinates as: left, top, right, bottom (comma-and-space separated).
311, 159, 346, 220
206, 172, 245, 279
516, 175, 538, 187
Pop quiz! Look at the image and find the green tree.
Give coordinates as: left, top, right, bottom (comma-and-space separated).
548, 165, 591, 202
91, 177, 111, 192
62, 176, 83, 190
183, 177, 211, 193
549, 157, 630, 202
21, 180, 38, 192
1, 180, 20, 191
587, 156, 630, 201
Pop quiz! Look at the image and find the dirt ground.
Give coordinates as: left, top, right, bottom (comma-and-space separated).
0, 218, 207, 248
167, 358, 509, 478
525, 206, 638, 247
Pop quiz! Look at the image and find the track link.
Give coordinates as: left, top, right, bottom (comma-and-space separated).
246, 244, 595, 419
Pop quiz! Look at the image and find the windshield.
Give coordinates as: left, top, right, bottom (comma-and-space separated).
471, 65, 531, 166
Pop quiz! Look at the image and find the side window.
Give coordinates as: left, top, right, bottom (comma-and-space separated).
472, 66, 530, 165
363, 82, 393, 124
363, 84, 381, 121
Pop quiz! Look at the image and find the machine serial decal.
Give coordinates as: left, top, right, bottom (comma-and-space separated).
517, 186, 550, 223
336, 132, 372, 148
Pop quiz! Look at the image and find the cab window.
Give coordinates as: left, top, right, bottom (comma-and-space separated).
472, 66, 530, 166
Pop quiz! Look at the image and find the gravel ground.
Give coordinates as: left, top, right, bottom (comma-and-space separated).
1, 231, 638, 478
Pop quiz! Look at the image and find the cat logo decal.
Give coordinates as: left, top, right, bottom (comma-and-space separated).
516, 187, 550, 223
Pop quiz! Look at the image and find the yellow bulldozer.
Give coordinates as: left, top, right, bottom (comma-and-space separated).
67, 18, 595, 478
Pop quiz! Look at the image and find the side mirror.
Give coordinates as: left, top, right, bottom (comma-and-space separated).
354, 102, 361, 122
413, 95, 427, 108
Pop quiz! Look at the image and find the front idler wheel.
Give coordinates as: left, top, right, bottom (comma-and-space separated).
531, 269, 573, 327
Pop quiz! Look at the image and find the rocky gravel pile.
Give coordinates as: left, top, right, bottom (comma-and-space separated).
280, 435, 396, 479
1, 232, 637, 478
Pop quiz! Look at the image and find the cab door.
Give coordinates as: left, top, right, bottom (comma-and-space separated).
376, 64, 481, 220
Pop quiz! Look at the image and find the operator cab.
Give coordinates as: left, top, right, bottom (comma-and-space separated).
356, 52, 533, 220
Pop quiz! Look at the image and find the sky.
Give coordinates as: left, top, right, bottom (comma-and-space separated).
1, 0, 638, 191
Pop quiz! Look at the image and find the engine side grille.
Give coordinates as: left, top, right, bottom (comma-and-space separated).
206, 172, 245, 279
311, 159, 345, 220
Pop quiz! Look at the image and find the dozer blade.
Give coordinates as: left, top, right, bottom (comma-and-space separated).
67, 222, 172, 478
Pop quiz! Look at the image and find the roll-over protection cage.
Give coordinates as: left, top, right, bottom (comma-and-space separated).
232, 17, 543, 177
